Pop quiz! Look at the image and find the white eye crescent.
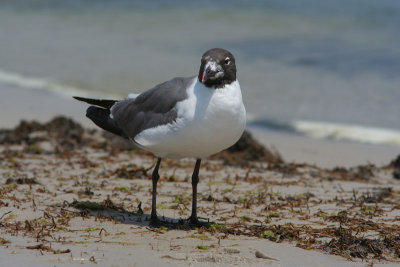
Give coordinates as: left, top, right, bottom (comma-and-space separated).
224, 57, 230, 65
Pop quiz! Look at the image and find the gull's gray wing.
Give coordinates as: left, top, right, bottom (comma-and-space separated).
111, 76, 195, 139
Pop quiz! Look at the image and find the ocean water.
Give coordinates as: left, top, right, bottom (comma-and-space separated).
0, 0, 399, 146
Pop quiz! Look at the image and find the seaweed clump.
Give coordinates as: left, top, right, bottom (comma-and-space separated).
0, 116, 88, 153
323, 226, 400, 260
212, 130, 283, 166
390, 155, 400, 179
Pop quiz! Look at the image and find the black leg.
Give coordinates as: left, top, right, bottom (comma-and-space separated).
150, 158, 162, 224
189, 159, 201, 224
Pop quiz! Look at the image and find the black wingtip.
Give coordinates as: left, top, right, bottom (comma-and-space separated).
72, 96, 118, 109
73, 96, 87, 102
86, 106, 125, 137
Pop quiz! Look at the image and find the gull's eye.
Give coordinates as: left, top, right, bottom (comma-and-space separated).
224, 57, 230, 65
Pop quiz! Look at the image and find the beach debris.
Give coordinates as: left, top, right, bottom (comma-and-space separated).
196, 245, 212, 250
255, 250, 279, 261
111, 164, 153, 179
393, 169, 400, 180
359, 187, 392, 203
390, 155, 400, 179
161, 254, 187, 261
326, 164, 376, 181
0, 211, 12, 221
72, 200, 107, 211
1, 116, 400, 264
212, 130, 283, 165
71, 197, 126, 213
5, 178, 39, 185
0, 237, 10, 245
322, 226, 400, 259
26, 244, 70, 254
391, 155, 400, 168
0, 116, 87, 153
267, 162, 300, 175
223, 247, 240, 254
78, 187, 94, 197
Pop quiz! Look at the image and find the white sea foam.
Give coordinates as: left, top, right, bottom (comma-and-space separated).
291, 120, 400, 146
248, 115, 400, 147
0, 69, 119, 99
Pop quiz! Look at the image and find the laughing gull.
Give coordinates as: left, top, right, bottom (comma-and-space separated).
74, 48, 246, 225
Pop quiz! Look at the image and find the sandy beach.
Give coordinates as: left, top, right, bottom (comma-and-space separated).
1, 87, 400, 267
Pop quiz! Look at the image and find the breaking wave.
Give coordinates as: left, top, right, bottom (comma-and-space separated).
0, 69, 119, 99
248, 116, 400, 147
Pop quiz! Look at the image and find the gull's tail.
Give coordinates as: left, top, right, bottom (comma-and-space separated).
73, 96, 126, 138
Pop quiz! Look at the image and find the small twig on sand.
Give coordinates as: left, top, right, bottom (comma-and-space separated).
0, 211, 12, 221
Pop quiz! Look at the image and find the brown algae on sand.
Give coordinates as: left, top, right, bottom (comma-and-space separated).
0, 117, 400, 264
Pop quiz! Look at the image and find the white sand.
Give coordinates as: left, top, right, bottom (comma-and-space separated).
1, 143, 399, 266
3, 236, 391, 267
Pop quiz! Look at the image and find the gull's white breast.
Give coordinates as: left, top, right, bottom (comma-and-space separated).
134, 79, 246, 159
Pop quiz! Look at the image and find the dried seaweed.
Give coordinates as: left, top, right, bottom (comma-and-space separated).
1, 117, 400, 264
5, 178, 39, 185
111, 164, 153, 179
26, 243, 70, 254
0, 116, 87, 153
322, 226, 399, 259
391, 155, 400, 179
212, 130, 283, 165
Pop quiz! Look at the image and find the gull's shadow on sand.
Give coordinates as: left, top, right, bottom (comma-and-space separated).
70, 200, 218, 229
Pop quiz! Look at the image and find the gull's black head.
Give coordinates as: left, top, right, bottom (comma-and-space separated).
198, 48, 237, 89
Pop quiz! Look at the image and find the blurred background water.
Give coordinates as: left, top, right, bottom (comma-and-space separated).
0, 0, 399, 145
